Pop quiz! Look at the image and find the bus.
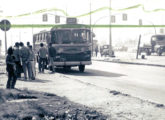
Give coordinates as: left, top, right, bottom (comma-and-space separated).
33, 19, 92, 72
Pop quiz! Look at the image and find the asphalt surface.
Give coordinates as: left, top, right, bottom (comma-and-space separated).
65, 61, 165, 105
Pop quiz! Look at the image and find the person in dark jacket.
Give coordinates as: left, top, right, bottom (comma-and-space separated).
48, 43, 56, 72
6, 47, 17, 89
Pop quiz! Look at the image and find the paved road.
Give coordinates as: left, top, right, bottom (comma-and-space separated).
64, 61, 165, 105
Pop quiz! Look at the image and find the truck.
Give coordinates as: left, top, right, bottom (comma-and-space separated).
139, 34, 165, 56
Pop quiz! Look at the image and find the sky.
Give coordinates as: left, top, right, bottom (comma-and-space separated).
0, 0, 165, 53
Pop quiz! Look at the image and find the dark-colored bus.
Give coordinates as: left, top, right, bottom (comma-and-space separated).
33, 20, 92, 72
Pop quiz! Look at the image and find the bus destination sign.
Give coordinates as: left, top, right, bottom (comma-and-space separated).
66, 18, 77, 24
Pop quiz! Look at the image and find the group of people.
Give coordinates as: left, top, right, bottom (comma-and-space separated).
6, 42, 35, 89
6, 41, 56, 89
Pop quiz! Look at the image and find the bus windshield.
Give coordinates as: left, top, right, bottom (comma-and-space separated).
51, 29, 90, 44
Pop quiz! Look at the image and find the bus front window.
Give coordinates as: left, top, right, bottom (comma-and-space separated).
72, 30, 90, 44
62, 30, 71, 44
52, 29, 91, 44
51, 31, 57, 44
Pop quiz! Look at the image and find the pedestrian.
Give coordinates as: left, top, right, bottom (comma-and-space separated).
28, 45, 36, 80
6, 47, 17, 89
13, 42, 22, 78
95, 45, 98, 57
27, 41, 30, 48
48, 43, 56, 73
38, 43, 48, 73
19, 42, 31, 80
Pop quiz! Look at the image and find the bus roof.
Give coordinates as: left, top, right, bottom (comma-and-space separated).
51, 24, 90, 31
33, 30, 50, 36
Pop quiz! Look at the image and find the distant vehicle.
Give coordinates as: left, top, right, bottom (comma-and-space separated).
100, 45, 115, 57
139, 34, 165, 56
114, 46, 128, 52
33, 18, 92, 72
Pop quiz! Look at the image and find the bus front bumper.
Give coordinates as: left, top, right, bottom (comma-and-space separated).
53, 61, 92, 66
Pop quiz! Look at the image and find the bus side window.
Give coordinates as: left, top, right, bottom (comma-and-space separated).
36, 35, 38, 42
39, 34, 41, 42
42, 33, 45, 42
37, 35, 40, 42
46, 34, 51, 44
45, 33, 47, 42
33, 36, 36, 44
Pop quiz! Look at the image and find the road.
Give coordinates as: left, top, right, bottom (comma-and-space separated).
64, 61, 165, 105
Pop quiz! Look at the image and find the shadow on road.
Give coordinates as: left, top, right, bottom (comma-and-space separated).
55, 68, 125, 77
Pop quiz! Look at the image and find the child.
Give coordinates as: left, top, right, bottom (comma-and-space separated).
6, 47, 17, 89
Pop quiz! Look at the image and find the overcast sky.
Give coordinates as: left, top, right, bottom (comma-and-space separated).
0, 0, 165, 53
0, 0, 164, 16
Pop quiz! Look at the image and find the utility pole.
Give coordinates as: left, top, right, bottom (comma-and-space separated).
90, 0, 93, 56
109, 0, 112, 56
136, 35, 141, 59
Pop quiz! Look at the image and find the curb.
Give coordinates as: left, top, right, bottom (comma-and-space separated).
92, 59, 165, 68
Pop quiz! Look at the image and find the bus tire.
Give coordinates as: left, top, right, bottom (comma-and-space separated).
79, 65, 85, 72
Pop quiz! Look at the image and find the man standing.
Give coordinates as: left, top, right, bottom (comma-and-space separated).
13, 42, 22, 78
27, 41, 30, 48
29, 45, 36, 80
38, 43, 48, 73
48, 43, 56, 73
19, 42, 31, 80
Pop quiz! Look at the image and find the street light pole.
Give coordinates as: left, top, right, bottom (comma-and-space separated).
109, 0, 112, 56
90, 0, 93, 56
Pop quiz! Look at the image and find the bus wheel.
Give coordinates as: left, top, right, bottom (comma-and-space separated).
79, 65, 85, 72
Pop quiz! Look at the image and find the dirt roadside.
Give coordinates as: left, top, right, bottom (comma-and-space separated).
0, 87, 107, 120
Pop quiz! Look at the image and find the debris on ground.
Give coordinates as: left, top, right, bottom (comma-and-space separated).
0, 88, 107, 120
